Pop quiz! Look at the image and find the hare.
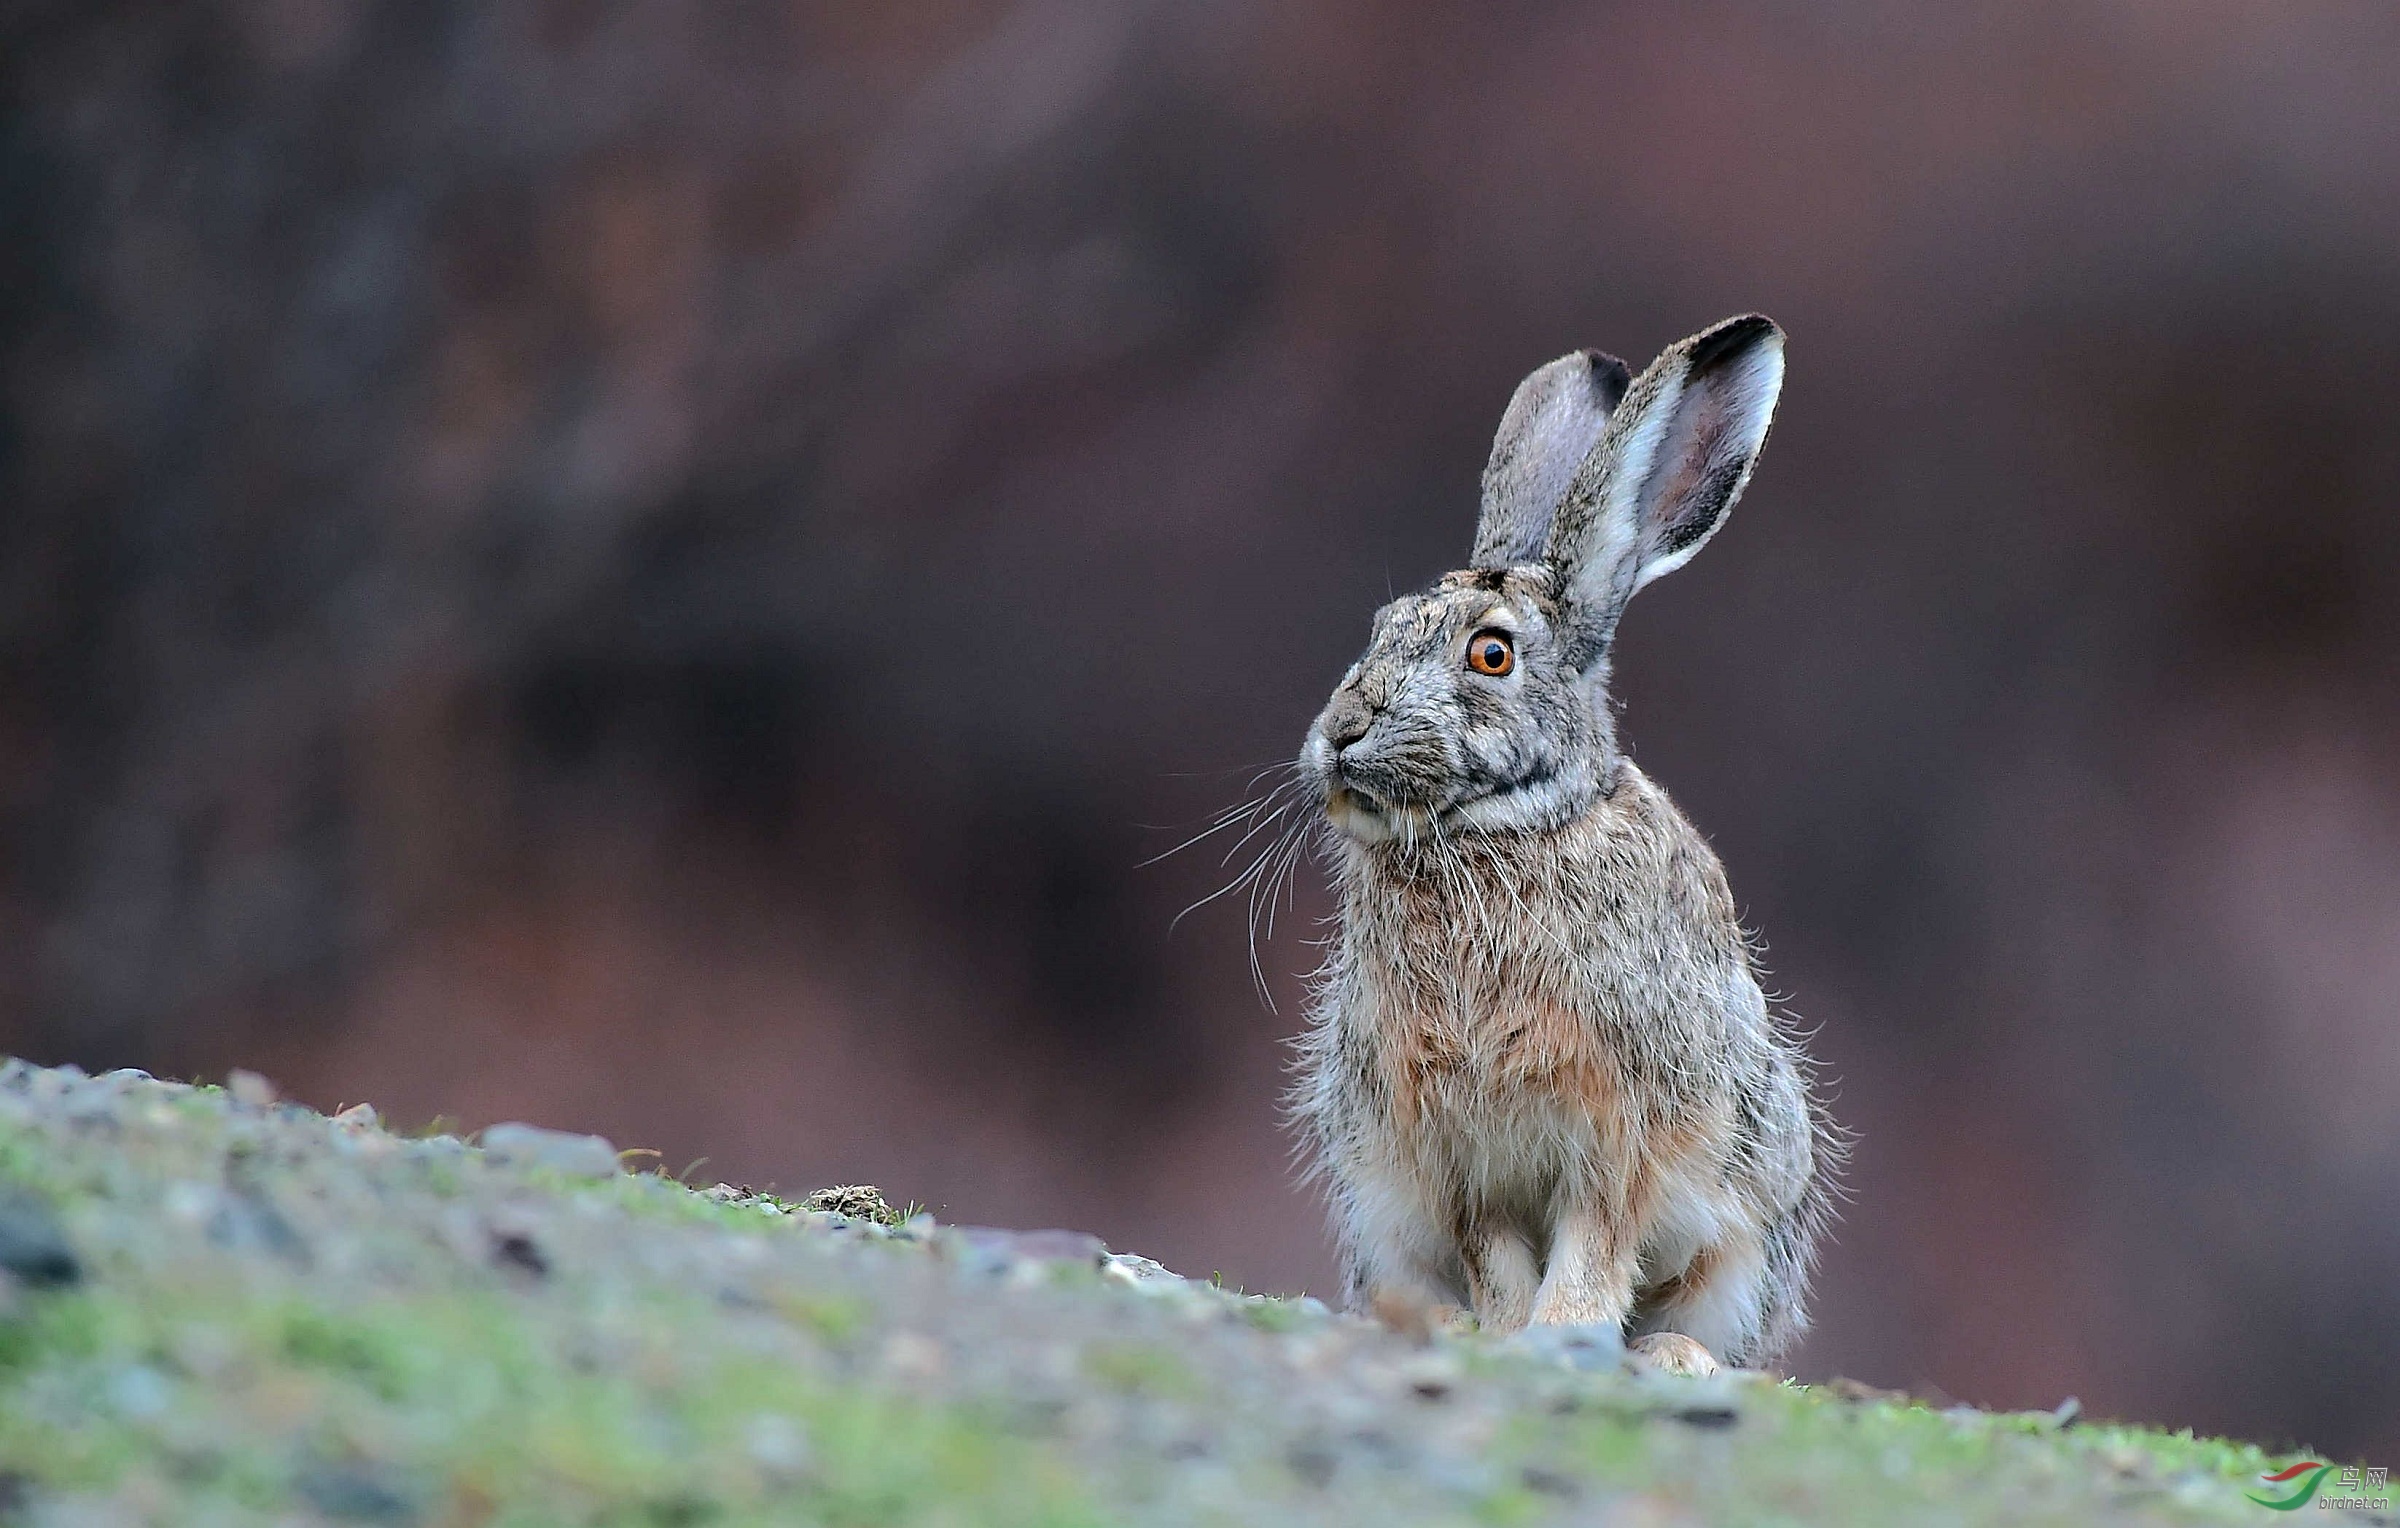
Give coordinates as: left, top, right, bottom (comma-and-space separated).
1293, 315, 1836, 1375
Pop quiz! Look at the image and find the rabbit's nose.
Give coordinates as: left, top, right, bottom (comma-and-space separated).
1322, 691, 1375, 752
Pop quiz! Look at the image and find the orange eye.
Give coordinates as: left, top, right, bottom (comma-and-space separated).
1466, 630, 1515, 677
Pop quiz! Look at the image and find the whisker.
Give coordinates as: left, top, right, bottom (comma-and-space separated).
1132, 772, 1305, 868
1152, 756, 1335, 1013
1170, 795, 1302, 937
1159, 758, 1306, 782
1171, 845, 1275, 933
1258, 815, 1310, 945
1246, 815, 1314, 1007
1271, 818, 1310, 929
1136, 764, 1303, 868
1139, 789, 1283, 868
1216, 796, 1299, 870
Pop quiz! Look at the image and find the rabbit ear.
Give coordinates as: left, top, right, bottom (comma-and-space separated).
1543, 314, 1784, 669
1469, 349, 1632, 569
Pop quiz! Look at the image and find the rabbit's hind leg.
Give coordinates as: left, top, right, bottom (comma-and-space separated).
1336, 1159, 1467, 1325
1630, 1233, 1769, 1369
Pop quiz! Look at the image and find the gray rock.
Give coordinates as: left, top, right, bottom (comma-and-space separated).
0, 1187, 80, 1288
206, 1185, 310, 1267
948, 1227, 1107, 1276
481, 1123, 622, 1179
1101, 1252, 1179, 1286
1504, 1321, 1629, 1373
296, 1461, 418, 1524
225, 1069, 278, 1109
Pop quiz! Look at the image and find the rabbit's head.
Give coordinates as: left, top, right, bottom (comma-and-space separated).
1303, 315, 1785, 845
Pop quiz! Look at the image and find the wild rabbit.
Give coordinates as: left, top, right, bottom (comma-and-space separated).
1293, 315, 1836, 1374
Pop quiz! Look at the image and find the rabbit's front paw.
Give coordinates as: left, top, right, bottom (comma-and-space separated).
1368, 1287, 1476, 1342
1629, 1332, 1721, 1377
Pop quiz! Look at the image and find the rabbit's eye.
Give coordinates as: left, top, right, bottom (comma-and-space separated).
1466, 631, 1515, 677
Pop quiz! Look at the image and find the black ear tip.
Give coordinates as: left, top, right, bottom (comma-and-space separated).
1687, 313, 1783, 373
1580, 350, 1633, 410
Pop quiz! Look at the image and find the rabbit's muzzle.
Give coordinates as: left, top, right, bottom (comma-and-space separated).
1318, 688, 1375, 754
1312, 692, 1400, 802
1306, 687, 1456, 843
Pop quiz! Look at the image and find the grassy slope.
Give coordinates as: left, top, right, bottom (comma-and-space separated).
0, 1061, 2336, 1527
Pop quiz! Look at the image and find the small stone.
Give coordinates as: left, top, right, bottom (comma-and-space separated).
1285, 1440, 1338, 1489
0, 1187, 81, 1288
743, 1413, 813, 1478
107, 1364, 172, 1420
882, 1331, 945, 1383
57, 1082, 128, 1122
161, 1181, 218, 1226
1399, 1352, 1462, 1401
490, 1230, 549, 1278
1100, 1253, 1177, 1287
480, 1123, 621, 1179
207, 1187, 310, 1267
1519, 1464, 1580, 1500
331, 1125, 399, 1161
296, 1461, 416, 1524
23, 1066, 76, 1102
169, 1322, 239, 1380
332, 1102, 379, 1129
948, 1227, 1106, 1275
2100, 1443, 2149, 1476
1507, 1322, 1629, 1373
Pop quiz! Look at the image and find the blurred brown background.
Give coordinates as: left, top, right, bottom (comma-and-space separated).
6, 0, 2399, 1458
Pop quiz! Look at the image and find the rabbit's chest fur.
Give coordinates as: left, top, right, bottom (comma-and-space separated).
1309, 765, 1770, 1216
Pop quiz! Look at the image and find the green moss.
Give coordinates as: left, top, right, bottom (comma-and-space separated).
0, 1125, 63, 1194
774, 1291, 869, 1345
1489, 1380, 2285, 1527
0, 1076, 2326, 1525
1238, 1298, 1307, 1335
0, 1260, 1102, 1524
277, 1307, 417, 1399
0, 1287, 100, 1375
1081, 1343, 1198, 1400
0, 1103, 1113, 1525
